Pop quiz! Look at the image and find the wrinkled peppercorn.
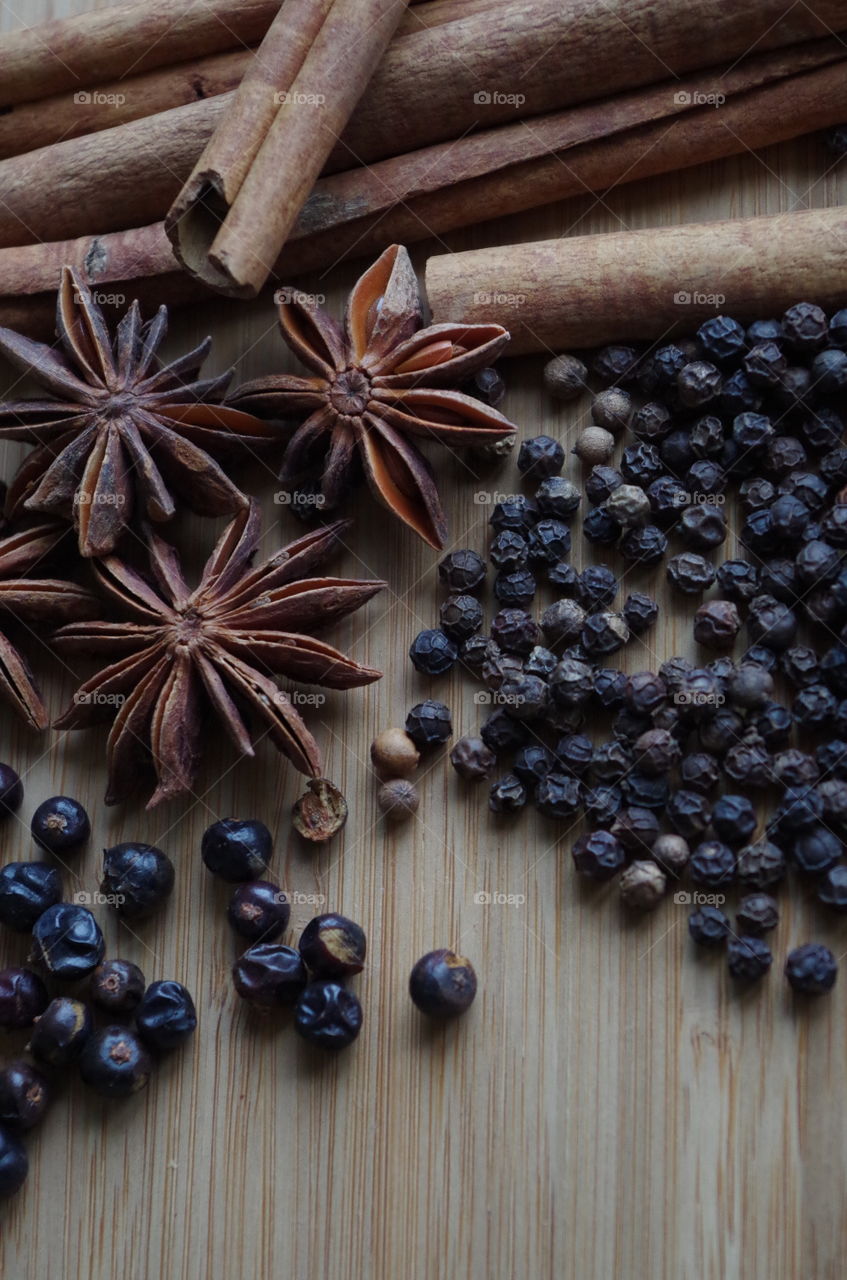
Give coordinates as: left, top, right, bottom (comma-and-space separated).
490, 530, 528, 571
667, 790, 712, 840
450, 736, 497, 782
623, 593, 658, 633
493, 568, 537, 606
489, 774, 527, 813
689, 840, 736, 888
694, 600, 741, 650
817, 864, 847, 912
409, 628, 458, 676
667, 553, 716, 595
438, 548, 487, 592
785, 943, 837, 995
736, 893, 779, 935
689, 905, 731, 947
572, 830, 627, 880
619, 860, 666, 909
439, 594, 484, 643
540, 599, 585, 646
728, 935, 773, 981
405, 701, 452, 749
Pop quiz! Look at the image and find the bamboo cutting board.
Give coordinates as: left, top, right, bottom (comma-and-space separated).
1, 3, 846, 1278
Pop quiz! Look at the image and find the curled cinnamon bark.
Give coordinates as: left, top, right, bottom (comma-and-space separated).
425, 208, 847, 353
166, 0, 409, 297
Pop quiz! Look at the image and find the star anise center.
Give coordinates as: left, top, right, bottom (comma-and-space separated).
98, 390, 139, 420
328, 367, 371, 419
170, 607, 207, 648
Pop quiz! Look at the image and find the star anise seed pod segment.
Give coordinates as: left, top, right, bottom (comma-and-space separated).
228, 245, 517, 548
0, 522, 99, 728
0, 267, 279, 557
52, 503, 385, 808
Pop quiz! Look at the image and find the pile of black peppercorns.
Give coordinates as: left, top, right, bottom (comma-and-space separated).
409, 302, 847, 998
0, 771, 195, 1200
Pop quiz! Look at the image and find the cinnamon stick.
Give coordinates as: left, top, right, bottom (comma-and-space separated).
0, 0, 280, 110
2, 49, 846, 333
1, 0, 844, 250
166, 0, 409, 297
425, 209, 847, 354
0, 0, 485, 155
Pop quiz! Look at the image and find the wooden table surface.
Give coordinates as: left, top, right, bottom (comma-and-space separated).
1, 3, 846, 1278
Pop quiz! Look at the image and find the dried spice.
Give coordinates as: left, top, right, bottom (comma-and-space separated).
53, 504, 384, 807
229, 245, 515, 547
0, 523, 98, 727
0, 269, 275, 557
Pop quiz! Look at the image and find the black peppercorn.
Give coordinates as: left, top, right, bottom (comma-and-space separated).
527, 518, 571, 566
0, 968, 48, 1030
689, 840, 735, 888
623, 772, 669, 810
710, 794, 757, 846
746, 594, 798, 651
525, 645, 557, 680
667, 789, 712, 841
479, 709, 527, 754
688, 905, 731, 947
0, 764, 23, 817
31, 904, 105, 980
759, 558, 799, 603
517, 435, 565, 478
648, 475, 689, 526
439, 594, 484, 642
622, 592, 658, 633
632, 728, 678, 777
572, 830, 626, 880
679, 752, 720, 793
513, 745, 555, 788
409, 628, 458, 676
773, 749, 819, 789
493, 568, 537, 605
201, 819, 273, 882
631, 400, 672, 440
489, 773, 528, 813
667, 553, 716, 595
583, 785, 624, 827
89, 959, 146, 1015
693, 599, 741, 651
491, 608, 539, 656
547, 561, 580, 593
0, 1061, 50, 1131
405, 700, 452, 748
79, 1027, 153, 1097
744, 341, 787, 388
785, 943, 837, 995
783, 303, 829, 356
534, 772, 582, 819
677, 360, 722, 407
581, 612, 630, 656
591, 740, 634, 784
754, 702, 793, 750
553, 734, 593, 777
465, 365, 506, 406
438, 548, 487, 592
817, 864, 847, 912
791, 825, 842, 875
736, 893, 779, 936
728, 935, 772, 982
592, 668, 628, 710
610, 806, 660, 855
540, 599, 585, 647
408, 950, 477, 1018
721, 369, 762, 416
0, 1126, 28, 1198
459, 634, 490, 673
0, 861, 61, 932
679, 504, 727, 551
724, 735, 772, 789
136, 981, 197, 1050
490, 529, 528, 571
582, 507, 622, 546
449, 736, 496, 782
585, 465, 623, 506
100, 842, 175, 919
28, 996, 93, 1067
535, 476, 581, 520
30, 795, 90, 856
232, 944, 308, 1008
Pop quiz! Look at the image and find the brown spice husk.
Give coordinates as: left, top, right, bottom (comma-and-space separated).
166, 0, 409, 297
1, 0, 844, 249
424, 207, 847, 353
2, 49, 846, 335
0, 0, 490, 161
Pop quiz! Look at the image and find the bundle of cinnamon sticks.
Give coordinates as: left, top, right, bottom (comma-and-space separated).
0, 0, 845, 331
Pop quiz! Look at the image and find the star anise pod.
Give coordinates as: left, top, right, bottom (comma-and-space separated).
52, 503, 385, 808
228, 245, 516, 548
0, 267, 278, 557
0, 522, 99, 728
